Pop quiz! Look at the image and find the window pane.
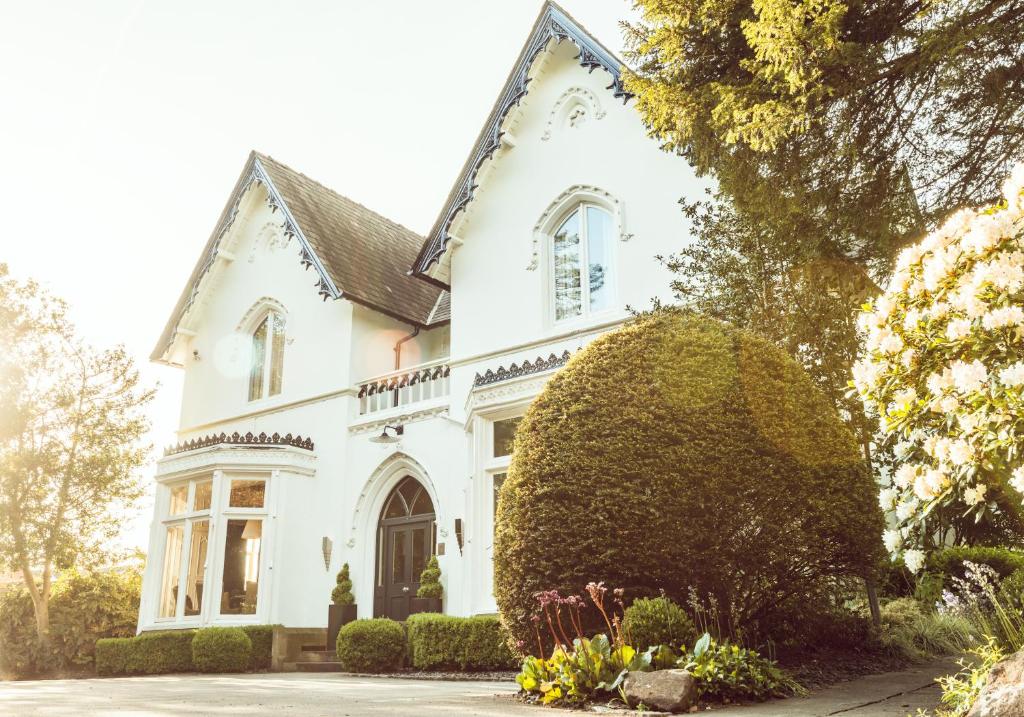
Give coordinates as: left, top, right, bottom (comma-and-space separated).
411, 526, 427, 583
229, 479, 266, 508
193, 480, 212, 512
248, 318, 267, 401
168, 485, 188, 517
158, 525, 184, 618
391, 531, 406, 584
586, 206, 613, 312
493, 473, 507, 537
220, 519, 261, 615
493, 417, 522, 457
269, 313, 285, 396
553, 210, 582, 321
183, 520, 209, 617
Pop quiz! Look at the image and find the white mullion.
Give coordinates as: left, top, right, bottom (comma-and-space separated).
580, 203, 591, 315
262, 314, 273, 398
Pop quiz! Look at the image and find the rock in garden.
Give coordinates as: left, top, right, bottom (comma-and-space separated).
969, 649, 1024, 717
623, 669, 698, 713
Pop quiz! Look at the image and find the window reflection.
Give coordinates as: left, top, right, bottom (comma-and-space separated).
220, 519, 261, 615
183, 520, 209, 616
158, 525, 184, 618
229, 479, 266, 508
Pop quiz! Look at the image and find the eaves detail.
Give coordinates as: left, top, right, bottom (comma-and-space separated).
412, 2, 632, 284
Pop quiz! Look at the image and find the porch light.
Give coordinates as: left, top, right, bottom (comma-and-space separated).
369, 424, 404, 444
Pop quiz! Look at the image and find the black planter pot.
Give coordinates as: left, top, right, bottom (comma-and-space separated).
327, 604, 357, 649
409, 597, 442, 615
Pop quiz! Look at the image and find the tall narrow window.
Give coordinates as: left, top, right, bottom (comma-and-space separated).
248, 312, 285, 401
551, 204, 614, 321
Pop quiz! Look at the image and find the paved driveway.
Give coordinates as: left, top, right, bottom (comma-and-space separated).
0, 673, 535, 716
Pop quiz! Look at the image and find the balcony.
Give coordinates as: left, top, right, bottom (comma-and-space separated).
356, 358, 450, 416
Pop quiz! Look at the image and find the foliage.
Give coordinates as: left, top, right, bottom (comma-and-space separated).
933, 638, 1006, 717
335, 618, 405, 673
416, 555, 443, 600
854, 166, 1024, 565
192, 627, 252, 673
0, 567, 140, 676
929, 547, 1024, 584
495, 311, 885, 650
622, 596, 697, 651
405, 614, 516, 671
125, 630, 196, 675
240, 624, 274, 670
94, 637, 132, 676
623, 0, 1023, 277
683, 633, 805, 703
0, 265, 154, 648
938, 561, 1024, 652
878, 598, 975, 661
331, 563, 354, 606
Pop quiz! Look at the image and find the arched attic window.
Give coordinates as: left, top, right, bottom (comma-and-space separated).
248, 311, 286, 401
551, 204, 614, 322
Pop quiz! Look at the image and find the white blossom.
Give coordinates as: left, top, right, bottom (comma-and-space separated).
878, 487, 898, 510
904, 549, 926, 574
946, 318, 973, 341
948, 440, 974, 466
951, 359, 988, 394
998, 362, 1024, 387
1012, 467, 1024, 495
883, 529, 902, 553
964, 483, 988, 506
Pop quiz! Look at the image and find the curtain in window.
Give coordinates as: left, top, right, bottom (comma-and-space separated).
248, 317, 268, 401
553, 209, 583, 320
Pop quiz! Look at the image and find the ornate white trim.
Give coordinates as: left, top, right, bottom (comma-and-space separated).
541, 86, 605, 141
247, 220, 290, 263
466, 372, 554, 416
155, 444, 317, 481
236, 296, 289, 333
528, 185, 630, 270
347, 399, 449, 435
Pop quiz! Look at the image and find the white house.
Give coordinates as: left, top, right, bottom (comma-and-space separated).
138, 2, 705, 648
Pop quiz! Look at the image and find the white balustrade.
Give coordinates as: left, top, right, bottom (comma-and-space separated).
356, 359, 450, 415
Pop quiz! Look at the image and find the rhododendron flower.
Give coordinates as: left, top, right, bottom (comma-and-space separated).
951, 359, 988, 394
904, 549, 926, 574
883, 529, 901, 553
999, 362, 1024, 387
964, 484, 988, 506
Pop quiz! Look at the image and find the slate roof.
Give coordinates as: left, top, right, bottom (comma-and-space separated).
152, 152, 448, 362
255, 153, 446, 327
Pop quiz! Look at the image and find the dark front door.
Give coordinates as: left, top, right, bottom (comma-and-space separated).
383, 520, 431, 621
374, 476, 436, 620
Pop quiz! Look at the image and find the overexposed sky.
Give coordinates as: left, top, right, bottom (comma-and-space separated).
0, 0, 637, 549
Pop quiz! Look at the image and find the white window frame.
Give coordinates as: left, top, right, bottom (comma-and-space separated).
156, 476, 214, 624
212, 473, 270, 621
546, 202, 617, 326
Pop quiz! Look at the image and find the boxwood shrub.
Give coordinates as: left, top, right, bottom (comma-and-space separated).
406, 614, 516, 671
494, 311, 885, 652
95, 637, 133, 676
126, 630, 196, 674
622, 596, 697, 651
335, 618, 405, 673
241, 624, 274, 670
192, 627, 252, 673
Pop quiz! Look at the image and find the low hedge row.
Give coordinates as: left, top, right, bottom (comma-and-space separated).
95, 624, 274, 676
334, 614, 516, 673
405, 614, 516, 671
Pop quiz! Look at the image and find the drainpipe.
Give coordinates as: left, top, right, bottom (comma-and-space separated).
393, 326, 420, 407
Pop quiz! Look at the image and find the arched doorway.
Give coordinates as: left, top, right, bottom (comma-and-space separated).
373, 476, 436, 620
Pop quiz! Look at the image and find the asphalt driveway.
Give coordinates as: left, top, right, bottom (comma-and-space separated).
0, 673, 533, 716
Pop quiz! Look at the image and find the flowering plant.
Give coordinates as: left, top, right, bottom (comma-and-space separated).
853, 163, 1024, 571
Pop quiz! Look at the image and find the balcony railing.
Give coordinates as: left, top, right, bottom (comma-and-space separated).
356, 359, 450, 416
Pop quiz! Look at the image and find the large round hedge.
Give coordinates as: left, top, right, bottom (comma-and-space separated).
494, 312, 885, 651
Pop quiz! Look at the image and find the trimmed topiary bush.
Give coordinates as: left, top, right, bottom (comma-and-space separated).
95, 637, 133, 676
405, 614, 516, 671
332, 563, 354, 605
240, 624, 274, 670
335, 618, 405, 673
494, 311, 885, 651
622, 596, 697, 650
416, 556, 443, 599
192, 627, 252, 673
927, 546, 1024, 582
126, 630, 195, 674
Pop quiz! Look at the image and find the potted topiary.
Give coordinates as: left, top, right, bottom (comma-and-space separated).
328, 563, 357, 649
410, 555, 443, 614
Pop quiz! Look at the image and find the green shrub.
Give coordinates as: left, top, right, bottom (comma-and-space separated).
927, 546, 1024, 583
192, 627, 252, 673
684, 634, 805, 702
1000, 569, 1024, 614
94, 637, 133, 676
416, 556, 443, 600
623, 596, 697, 650
494, 311, 885, 651
332, 563, 354, 605
335, 618, 405, 673
0, 567, 140, 676
126, 630, 196, 674
241, 624, 274, 670
878, 598, 974, 661
405, 614, 516, 671
881, 597, 925, 629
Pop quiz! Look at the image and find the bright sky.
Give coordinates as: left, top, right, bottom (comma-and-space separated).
0, 0, 637, 550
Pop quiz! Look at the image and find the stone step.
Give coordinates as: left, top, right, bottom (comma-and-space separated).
296, 661, 342, 672
296, 650, 338, 663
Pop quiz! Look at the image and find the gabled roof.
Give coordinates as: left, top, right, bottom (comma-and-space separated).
411, 1, 631, 288
152, 151, 447, 363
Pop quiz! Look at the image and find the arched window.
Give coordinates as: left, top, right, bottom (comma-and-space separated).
551, 204, 614, 321
248, 312, 285, 401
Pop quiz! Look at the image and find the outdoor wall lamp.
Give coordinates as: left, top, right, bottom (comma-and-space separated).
369, 424, 404, 444
454, 518, 464, 555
